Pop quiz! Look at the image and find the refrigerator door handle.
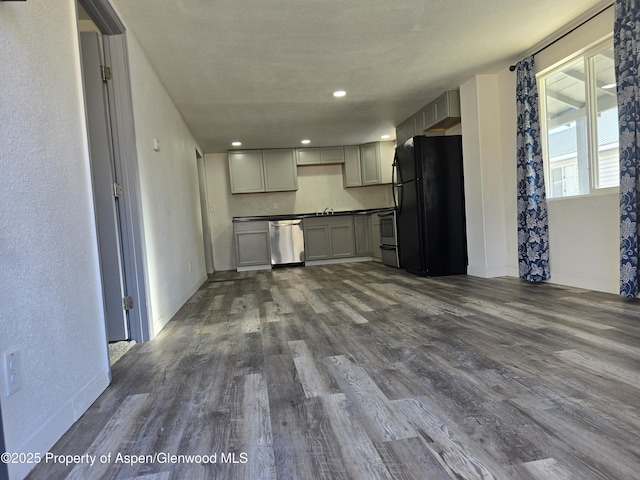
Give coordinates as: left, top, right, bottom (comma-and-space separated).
392, 151, 403, 212
395, 184, 403, 214
392, 158, 398, 210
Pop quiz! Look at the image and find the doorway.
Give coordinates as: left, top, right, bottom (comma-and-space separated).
196, 150, 215, 274
77, 0, 149, 344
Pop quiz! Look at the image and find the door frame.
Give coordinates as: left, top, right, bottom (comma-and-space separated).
196, 149, 215, 274
79, 0, 149, 342
0, 398, 7, 480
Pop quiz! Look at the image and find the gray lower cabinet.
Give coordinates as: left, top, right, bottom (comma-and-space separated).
303, 216, 354, 261
304, 224, 331, 260
354, 215, 373, 256
234, 221, 271, 268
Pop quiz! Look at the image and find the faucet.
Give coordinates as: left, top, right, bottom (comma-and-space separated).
323, 207, 334, 215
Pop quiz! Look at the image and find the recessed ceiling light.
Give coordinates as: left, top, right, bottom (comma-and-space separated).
231, 141, 242, 147
381, 135, 390, 139
333, 90, 347, 98
602, 83, 616, 89
301, 139, 311, 144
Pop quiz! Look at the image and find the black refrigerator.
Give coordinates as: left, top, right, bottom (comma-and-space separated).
393, 135, 467, 276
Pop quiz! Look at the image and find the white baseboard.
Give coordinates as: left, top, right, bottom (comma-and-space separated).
8, 368, 110, 480
151, 274, 208, 338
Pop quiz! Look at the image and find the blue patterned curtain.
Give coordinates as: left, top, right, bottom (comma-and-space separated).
516, 56, 550, 283
616, 0, 640, 297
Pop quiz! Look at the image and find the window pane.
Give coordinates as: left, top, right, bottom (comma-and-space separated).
544, 58, 589, 197
592, 47, 619, 188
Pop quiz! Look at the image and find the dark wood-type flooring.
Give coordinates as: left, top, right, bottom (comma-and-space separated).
27, 262, 640, 479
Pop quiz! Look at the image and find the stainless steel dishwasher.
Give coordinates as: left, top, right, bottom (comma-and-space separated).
269, 219, 305, 266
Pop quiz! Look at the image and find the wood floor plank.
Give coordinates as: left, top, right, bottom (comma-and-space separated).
64, 394, 150, 480
26, 262, 640, 480
554, 348, 640, 389
374, 437, 457, 480
321, 393, 393, 480
288, 340, 339, 398
324, 355, 417, 442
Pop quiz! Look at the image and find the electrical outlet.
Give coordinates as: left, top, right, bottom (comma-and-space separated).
3, 350, 21, 397
271, 203, 278, 210
336, 200, 341, 206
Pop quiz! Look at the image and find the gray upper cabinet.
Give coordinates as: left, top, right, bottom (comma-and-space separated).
228, 150, 265, 193
263, 149, 298, 191
342, 146, 362, 187
360, 143, 382, 186
396, 116, 417, 147
229, 148, 297, 193
422, 90, 461, 131
347, 141, 394, 187
296, 148, 321, 165
297, 147, 344, 165
320, 147, 344, 164
397, 90, 461, 144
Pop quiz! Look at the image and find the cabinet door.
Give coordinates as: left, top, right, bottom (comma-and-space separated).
378, 141, 395, 185
433, 91, 449, 125
228, 150, 264, 193
329, 224, 354, 258
354, 215, 373, 255
360, 143, 382, 185
263, 149, 298, 191
396, 122, 407, 147
296, 148, 321, 165
422, 102, 438, 130
342, 146, 362, 187
234, 221, 270, 267
304, 225, 331, 260
320, 147, 344, 164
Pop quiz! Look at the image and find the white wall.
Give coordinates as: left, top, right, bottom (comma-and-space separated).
459, 5, 619, 293
204, 154, 393, 270
124, 30, 207, 336
460, 74, 515, 278
0, 2, 110, 478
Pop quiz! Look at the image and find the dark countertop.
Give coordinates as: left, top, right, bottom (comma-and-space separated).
232, 207, 395, 223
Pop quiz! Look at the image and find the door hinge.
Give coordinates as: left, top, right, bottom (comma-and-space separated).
101, 65, 112, 81
113, 182, 124, 198
123, 296, 134, 311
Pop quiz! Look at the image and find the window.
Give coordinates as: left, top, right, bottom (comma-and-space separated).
539, 38, 619, 198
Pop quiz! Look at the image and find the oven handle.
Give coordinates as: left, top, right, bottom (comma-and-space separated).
380, 245, 397, 250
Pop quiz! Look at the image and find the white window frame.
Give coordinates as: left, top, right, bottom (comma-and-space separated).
538, 36, 619, 199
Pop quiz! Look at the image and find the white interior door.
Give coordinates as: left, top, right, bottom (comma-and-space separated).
80, 31, 129, 341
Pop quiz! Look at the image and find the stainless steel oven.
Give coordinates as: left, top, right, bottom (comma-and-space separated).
378, 210, 399, 268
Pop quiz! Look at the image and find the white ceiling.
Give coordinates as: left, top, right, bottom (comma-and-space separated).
106, 0, 611, 152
